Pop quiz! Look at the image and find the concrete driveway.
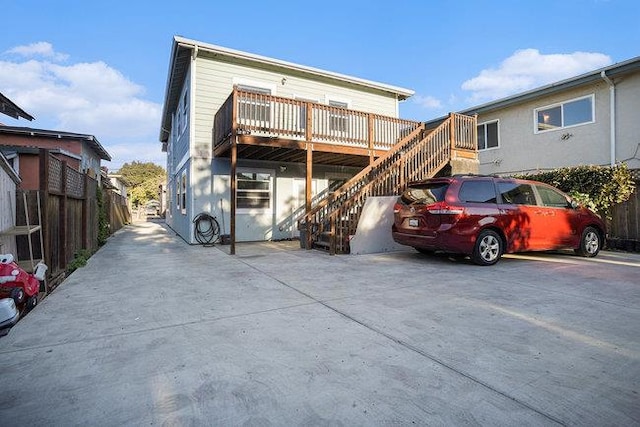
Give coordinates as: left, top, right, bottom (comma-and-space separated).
0, 220, 638, 426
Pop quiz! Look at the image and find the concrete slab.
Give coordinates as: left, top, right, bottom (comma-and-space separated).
0, 220, 639, 425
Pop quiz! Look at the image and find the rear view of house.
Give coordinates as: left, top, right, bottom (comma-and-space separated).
160, 36, 478, 252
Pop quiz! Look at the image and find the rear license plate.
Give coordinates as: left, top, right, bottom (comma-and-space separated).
408, 218, 419, 227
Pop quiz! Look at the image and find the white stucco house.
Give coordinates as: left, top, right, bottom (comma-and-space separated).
159, 36, 420, 248
454, 56, 640, 175
437, 56, 640, 248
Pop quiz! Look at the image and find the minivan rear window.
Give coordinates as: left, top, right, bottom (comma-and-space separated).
401, 183, 449, 204
458, 181, 497, 203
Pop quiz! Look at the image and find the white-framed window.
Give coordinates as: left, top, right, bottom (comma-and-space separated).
237, 169, 273, 211
326, 99, 350, 133
176, 177, 181, 211
236, 83, 273, 125
174, 111, 180, 140
535, 94, 594, 133
181, 171, 187, 215
295, 96, 319, 131
181, 91, 188, 133
477, 120, 499, 150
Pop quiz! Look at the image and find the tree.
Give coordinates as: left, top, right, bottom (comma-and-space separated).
119, 161, 166, 207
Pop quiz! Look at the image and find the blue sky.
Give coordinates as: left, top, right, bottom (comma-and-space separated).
1, 0, 638, 170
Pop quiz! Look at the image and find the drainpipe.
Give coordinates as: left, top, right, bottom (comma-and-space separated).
600, 70, 616, 166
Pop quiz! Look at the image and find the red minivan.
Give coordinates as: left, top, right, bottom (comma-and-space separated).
391, 175, 606, 265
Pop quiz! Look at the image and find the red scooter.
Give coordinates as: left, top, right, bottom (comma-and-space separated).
0, 254, 47, 310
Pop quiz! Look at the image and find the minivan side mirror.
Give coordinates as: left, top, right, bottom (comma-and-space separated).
570, 200, 579, 209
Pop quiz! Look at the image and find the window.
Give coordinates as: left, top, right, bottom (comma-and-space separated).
497, 182, 536, 205
237, 171, 271, 209
458, 181, 497, 203
535, 95, 594, 133
181, 172, 187, 215
477, 121, 499, 150
536, 185, 570, 208
295, 97, 318, 131
181, 92, 188, 133
328, 100, 348, 132
237, 84, 271, 124
176, 178, 180, 211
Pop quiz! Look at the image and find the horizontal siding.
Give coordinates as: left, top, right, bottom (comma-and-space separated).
193, 53, 400, 156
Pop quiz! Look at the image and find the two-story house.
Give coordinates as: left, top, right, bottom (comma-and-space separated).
159, 37, 416, 247
160, 36, 478, 254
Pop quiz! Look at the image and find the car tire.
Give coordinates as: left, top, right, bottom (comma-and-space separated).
575, 226, 601, 257
10, 288, 26, 304
472, 230, 503, 266
26, 295, 38, 310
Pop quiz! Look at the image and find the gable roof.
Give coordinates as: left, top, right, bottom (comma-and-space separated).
160, 36, 415, 143
0, 126, 111, 161
0, 92, 34, 121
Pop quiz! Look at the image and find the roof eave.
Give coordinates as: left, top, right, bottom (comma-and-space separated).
459, 56, 640, 116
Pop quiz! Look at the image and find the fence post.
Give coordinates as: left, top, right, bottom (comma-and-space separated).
82, 173, 89, 250
60, 162, 68, 270
38, 149, 50, 278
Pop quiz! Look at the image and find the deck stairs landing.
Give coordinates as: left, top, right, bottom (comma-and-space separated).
300, 113, 478, 254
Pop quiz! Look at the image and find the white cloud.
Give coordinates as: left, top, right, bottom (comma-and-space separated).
0, 43, 163, 169
413, 94, 442, 109
461, 49, 612, 103
5, 42, 69, 62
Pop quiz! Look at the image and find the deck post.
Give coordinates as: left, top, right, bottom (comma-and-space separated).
230, 137, 237, 255
368, 114, 375, 165
449, 112, 456, 152
230, 88, 238, 255
305, 144, 313, 249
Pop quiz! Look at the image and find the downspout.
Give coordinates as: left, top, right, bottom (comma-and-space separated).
189, 44, 198, 244
600, 70, 616, 166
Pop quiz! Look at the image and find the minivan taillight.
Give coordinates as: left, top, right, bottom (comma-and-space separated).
426, 201, 464, 215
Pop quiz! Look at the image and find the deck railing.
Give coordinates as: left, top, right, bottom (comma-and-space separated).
213, 87, 420, 152
301, 113, 477, 254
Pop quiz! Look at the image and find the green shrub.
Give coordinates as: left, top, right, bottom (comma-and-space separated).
514, 163, 636, 219
67, 249, 92, 274
96, 186, 109, 246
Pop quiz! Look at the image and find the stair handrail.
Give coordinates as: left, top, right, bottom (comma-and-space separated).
301, 112, 476, 253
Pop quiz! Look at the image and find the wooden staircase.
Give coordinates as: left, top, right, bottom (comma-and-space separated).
300, 113, 477, 254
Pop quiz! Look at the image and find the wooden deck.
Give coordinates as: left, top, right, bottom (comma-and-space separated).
213, 88, 421, 166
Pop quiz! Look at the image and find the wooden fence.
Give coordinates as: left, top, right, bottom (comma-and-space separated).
13, 150, 130, 289
608, 172, 640, 251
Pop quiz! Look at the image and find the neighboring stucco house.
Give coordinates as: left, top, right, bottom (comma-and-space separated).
159, 36, 418, 246
454, 56, 640, 175
0, 127, 111, 190
437, 56, 640, 248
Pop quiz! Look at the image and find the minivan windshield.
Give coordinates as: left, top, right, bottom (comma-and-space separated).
401, 183, 449, 204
